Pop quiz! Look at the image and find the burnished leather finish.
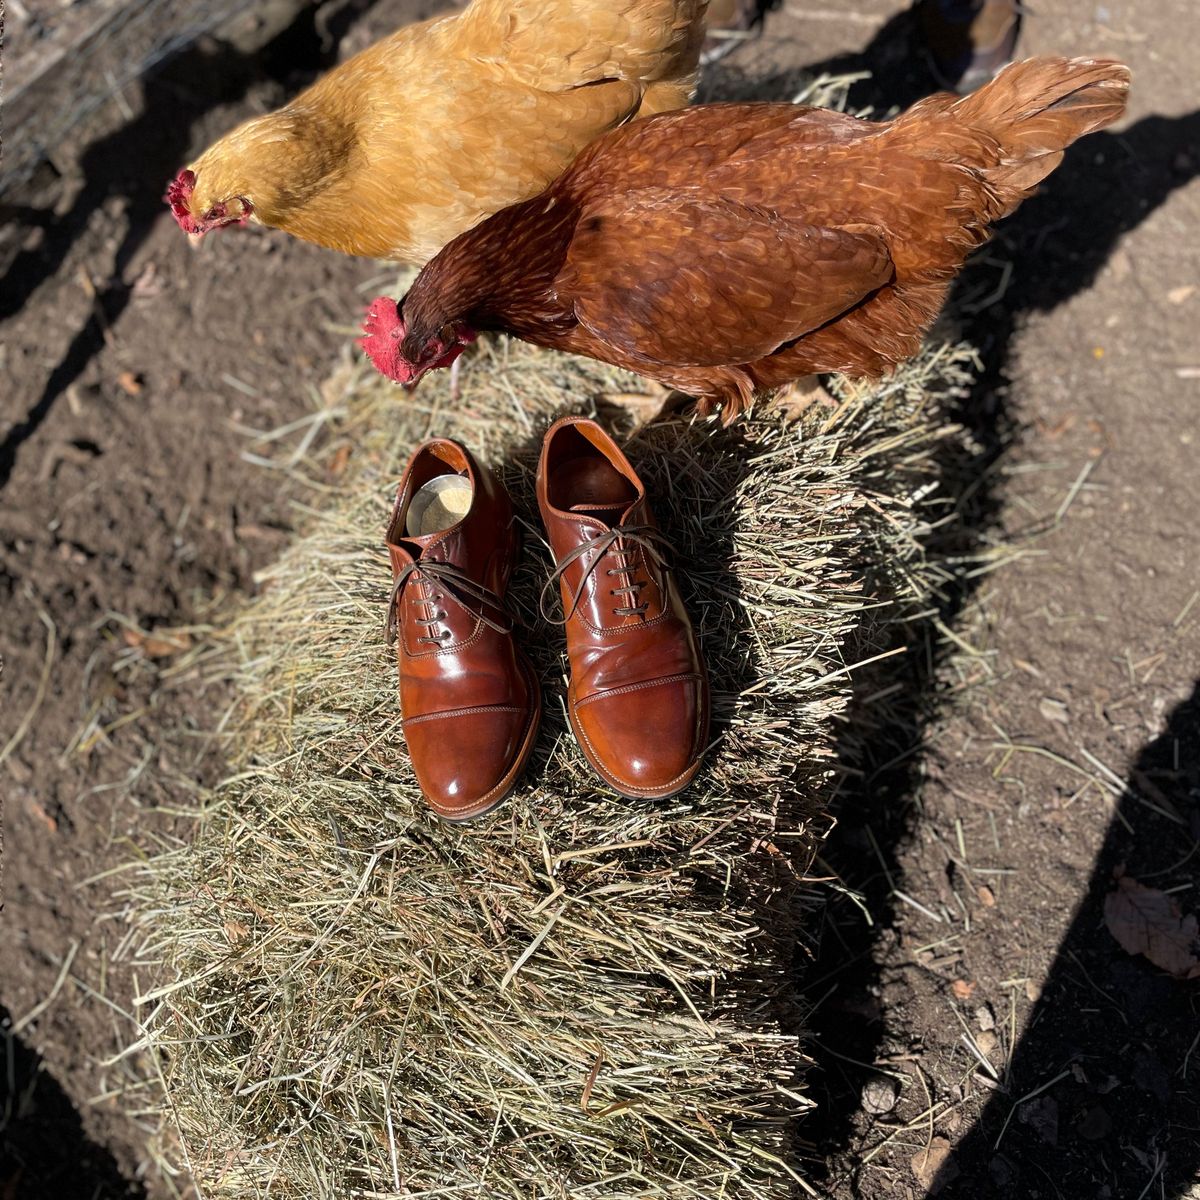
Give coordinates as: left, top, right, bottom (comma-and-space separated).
536, 417, 708, 798
386, 439, 539, 821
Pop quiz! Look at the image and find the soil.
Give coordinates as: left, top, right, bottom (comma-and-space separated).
1, 2, 1197, 1199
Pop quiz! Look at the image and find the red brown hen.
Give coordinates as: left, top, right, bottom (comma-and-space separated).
360, 56, 1130, 421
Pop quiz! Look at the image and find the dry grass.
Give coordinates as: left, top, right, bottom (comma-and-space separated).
122, 332, 979, 1199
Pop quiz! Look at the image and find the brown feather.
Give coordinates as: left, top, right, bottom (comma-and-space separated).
389, 56, 1130, 419
180, 0, 711, 263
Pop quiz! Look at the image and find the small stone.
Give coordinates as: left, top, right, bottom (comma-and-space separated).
1107, 247, 1132, 279
977, 884, 996, 907
861, 1075, 899, 1115
975, 1005, 995, 1032
976, 1030, 998, 1058
1018, 1095, 1059, 1146
1078, 1105, 1112, 1141
989, 1154, 1016, 1186
911, 1137, 958, 1194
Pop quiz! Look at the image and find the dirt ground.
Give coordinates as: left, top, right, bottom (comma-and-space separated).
1, 1, 1197, 1198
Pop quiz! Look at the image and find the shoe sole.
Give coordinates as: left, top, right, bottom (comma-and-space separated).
428, 650, 541, 824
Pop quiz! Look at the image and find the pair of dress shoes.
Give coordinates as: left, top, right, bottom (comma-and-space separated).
385, 416, 709, 821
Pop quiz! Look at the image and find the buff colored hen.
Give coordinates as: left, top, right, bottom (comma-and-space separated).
166, 0, 708, 263
360, 56, 1130, 420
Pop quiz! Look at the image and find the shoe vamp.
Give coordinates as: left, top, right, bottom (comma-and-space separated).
400, 627, 527, 720
568, 617, 700, 701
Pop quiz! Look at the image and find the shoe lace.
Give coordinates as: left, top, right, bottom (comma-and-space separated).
539, 524, 669, 625
386, 558, 511, 646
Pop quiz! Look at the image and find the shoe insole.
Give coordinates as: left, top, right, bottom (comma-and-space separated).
551, 455, 636, 522
406, 474, 473, 537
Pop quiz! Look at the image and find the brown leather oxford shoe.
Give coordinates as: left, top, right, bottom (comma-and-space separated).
385, 438, 539, 821
537, 417, 709, 799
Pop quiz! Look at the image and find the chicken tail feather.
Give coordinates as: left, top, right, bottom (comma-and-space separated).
947, 55, 1131, 214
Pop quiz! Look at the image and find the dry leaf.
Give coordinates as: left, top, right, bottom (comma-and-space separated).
145, 632, 191, 656
911, 1136, 958, 1193
772, 376, 839, 422
25, 797, 58, 834
1035, 413, 1077, 441
1103, 875, 1200, 979
117, 370, 143, 396
122, 627, 192, 657
328, 444, 353, 477
951, 979, 976, 1001
224, 920, 251, 944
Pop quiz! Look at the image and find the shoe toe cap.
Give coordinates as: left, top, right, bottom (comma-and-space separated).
405, 705, 532, 819
574, 675, 707, 797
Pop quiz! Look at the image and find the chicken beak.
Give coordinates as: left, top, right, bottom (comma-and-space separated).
401, 376, 422, 394
187, 232, 205, 249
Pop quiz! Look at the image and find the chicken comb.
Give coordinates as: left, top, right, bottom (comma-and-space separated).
164, 169, 203, 234
359, 297, 415, 383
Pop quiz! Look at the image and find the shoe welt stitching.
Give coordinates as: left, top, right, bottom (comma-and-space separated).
573, 672, 702, 710
403, 703, 524, 727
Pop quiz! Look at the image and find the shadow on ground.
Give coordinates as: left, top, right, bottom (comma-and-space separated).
938, 683, 1200, 1197
1, 1007, 145, 1199
0, 0, 380, 492
706, 9, 1200, 1198
5, 3, 1198, 1195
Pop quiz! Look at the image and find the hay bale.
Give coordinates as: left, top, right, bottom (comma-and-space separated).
128, 336, 975, 1198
